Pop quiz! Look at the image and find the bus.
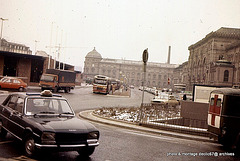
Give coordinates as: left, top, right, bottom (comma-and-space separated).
93, 75, 111, 94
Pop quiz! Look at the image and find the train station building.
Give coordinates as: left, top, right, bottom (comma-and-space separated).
84, 27, 240, 91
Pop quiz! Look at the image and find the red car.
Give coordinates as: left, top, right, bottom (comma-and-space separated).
0, 77, 27, 92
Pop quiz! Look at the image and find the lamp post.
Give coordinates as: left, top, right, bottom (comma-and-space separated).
0, 18, 8, 50
34, 40, 39, 55
139, 48, 148, 123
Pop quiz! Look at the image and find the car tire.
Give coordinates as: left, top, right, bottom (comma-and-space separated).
0, 121, 7, 138
64, 87, 70, 93
19, 87, 24, 92
24, 136, 36, 157
53, 87, 58, 93
77, 147, 95, 157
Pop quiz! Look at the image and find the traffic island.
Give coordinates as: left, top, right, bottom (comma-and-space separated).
91, 106, 209, 137
79, 109, 213, 143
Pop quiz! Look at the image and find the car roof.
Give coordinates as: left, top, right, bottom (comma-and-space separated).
9, 91, 63, 99
211, 88, 240, 96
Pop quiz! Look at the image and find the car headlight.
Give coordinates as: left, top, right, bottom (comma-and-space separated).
41, 132, 56, 144
88, 131, 99, 139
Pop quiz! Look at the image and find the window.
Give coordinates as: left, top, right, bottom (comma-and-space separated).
16, 97, 24, 113
210, 98, 214, 106
7, 96, 18, 109
13, 79, 21, 84
216, 98, 221, 107
223, 70, 229, 82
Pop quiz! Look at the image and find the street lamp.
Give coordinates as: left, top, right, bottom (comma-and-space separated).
34, 40, 39, 55
0, 18, 8, 50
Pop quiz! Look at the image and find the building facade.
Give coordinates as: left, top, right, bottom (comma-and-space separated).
171, 27, 240, 91
83, 47, 178, 89
84, 27, 240, 92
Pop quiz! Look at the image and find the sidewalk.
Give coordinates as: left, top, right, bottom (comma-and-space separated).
79, 110, 215, 143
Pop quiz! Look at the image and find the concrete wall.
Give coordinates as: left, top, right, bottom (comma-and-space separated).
181, 101, 209, 120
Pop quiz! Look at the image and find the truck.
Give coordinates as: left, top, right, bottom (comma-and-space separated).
39, 69, 76, 93
208, 88, 240, 150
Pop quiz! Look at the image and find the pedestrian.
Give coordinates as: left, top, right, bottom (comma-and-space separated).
183, 94, 187, 100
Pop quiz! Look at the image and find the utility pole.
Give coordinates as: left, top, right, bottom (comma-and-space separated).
0, 18, 8, 50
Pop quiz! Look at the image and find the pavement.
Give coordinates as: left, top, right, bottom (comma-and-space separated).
79, 110, 216, 143
0, 85, 91, 95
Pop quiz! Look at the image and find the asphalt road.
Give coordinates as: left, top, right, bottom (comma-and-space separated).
0, 87, 239, 161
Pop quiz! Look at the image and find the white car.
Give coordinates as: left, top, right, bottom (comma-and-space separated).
151, 93, 179, 107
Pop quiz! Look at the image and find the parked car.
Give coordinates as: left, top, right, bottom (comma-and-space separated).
151, 93, 179, 107
0, 90, 100, 157
0, 77, 27, 92
129, 85, 135, 89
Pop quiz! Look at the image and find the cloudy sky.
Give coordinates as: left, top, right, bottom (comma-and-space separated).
1, 0, 240, 71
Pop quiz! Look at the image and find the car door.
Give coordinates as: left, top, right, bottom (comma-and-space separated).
8, 97, 25, 139
12, 79, 20, 89
1, 95, 18, 132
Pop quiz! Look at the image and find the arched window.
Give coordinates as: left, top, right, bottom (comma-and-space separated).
224, 70, 229, 82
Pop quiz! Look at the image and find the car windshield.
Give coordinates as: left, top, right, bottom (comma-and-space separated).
94, 79, 107, 85
160, 94, 168, 100
0, 77, 9, 82
40, 75, 55, 82
25, 98, 74, 116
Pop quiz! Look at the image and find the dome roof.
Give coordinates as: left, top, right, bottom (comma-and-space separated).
86, 47, 102, 59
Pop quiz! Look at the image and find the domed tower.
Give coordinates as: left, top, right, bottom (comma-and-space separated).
84, 47, 102, 81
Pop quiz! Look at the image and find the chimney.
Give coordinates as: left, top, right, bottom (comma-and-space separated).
167, 46, 171, 64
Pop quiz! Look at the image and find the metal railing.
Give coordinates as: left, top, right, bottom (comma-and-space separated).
139, 103, 208, 136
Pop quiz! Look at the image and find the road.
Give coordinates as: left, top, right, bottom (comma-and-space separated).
0, 87, 239, 161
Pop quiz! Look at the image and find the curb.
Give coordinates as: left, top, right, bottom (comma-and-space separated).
79, 110, 215, 143
106, 94, 130, 98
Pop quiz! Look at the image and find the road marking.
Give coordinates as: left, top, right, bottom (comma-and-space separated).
122, 130, 180, 143
121, 129, 218, 146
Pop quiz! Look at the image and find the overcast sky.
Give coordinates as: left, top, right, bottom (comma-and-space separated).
1, 0, 240, 71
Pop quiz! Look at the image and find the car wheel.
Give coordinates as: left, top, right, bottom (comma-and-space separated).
64, 87, 70, 93
19, 87, 24, 92
24, 136, 36, 157
77, 147, 95, 157
0, 121, 7, 138
53, 87, 58, 93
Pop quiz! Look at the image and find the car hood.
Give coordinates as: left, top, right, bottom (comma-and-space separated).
28, 116, 97, 133
152, 98, 168, 102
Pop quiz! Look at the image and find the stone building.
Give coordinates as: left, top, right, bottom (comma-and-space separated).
0, 38, 32, 55
180, 27, 240, 91
84, 47, 178, 88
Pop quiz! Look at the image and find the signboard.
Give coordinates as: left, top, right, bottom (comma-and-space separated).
192, 84, 221, 103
